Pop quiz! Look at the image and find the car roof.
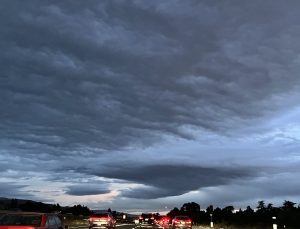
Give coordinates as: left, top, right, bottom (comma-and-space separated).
91, 212, 111, 215
174, 215, 189, 218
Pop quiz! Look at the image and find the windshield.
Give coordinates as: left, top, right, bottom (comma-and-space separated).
141, 214, 152, 218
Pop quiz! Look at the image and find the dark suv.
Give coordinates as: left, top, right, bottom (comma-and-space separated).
137, 213, 155, 227
171, 216, 192, 229
88, 212, 116, 229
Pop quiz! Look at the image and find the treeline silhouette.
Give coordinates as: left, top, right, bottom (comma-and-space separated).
167, 200, 300, 228
0, 199, 91, 216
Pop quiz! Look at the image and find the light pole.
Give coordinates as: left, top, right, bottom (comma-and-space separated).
272, 216, 277, 229
210, 214, 213, 228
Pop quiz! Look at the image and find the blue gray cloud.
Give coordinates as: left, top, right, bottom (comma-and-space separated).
65, 184, 110, 196
1, 0, 300, 211
92, 164, 257, 199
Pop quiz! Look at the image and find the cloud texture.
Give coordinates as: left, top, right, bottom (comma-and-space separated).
1, 0, 300, 212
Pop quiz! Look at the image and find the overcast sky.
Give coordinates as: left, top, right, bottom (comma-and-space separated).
1, 0, 300, 213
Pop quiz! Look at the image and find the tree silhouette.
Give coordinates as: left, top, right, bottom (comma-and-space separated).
277, 200, 298, 228
62, 204, 91, 216
206, 205, 213, 214
167, 207, 180, 218
10, 199, 18, 209
282, 200, 296, 210
256, 200, 266, 212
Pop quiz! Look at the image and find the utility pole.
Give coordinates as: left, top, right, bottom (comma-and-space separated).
210, 214, 213, 228
272, 216, 277, 229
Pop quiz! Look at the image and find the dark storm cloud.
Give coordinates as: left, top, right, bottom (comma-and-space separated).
122, 187, 172, 199
0, 182, 34, 199
65, 184, 110, 196
1, 0, 300, 209
1, 0, 300, 155
92, 164, 257, 198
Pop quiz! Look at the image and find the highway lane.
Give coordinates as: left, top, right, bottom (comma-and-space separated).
117, 224, 166, 229
66, 223, 136, 229
65, 223, 165, 229
117, 223, 136, 229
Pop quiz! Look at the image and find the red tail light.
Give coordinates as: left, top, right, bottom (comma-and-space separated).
89, 216, 111, 221
89, 216, 98, 221
100, 217, 110, 221
163, 217, 170, 222
174, 219, 191, 224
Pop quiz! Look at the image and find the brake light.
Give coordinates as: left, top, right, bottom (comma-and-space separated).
89, 216, 99, 221
186, 220, 192, 224
101, 217, 110, 221
162, 217, 170, 222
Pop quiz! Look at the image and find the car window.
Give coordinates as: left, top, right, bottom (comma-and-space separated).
0, 214, 42, 226
46, 215, 58, 227
141, 214, 152, 218
54, 216, 62, 226
91, 213, 110, 217
175, 216, 189, 220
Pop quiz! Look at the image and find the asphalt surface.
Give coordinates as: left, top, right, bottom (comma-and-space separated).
66, 223, 166, 229
66, 223, 136, 229
117, 223, 136, 229
117, 224, 161, 229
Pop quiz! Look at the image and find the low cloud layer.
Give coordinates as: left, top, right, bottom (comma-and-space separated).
94, 164, 257, 199
66, 184, 110, 196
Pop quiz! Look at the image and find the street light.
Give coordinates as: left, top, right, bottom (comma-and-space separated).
272, 216, 277, 229
210, 214, 213, 228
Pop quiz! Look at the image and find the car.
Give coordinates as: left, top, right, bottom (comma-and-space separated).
134, 217, 139, 225
155, 215, 171, 228
88, 212, 116, 229
171, 216, 192, 229
137, 213, 155, 227
0, 211, 63, 229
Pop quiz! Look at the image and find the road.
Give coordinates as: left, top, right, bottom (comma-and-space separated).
66, 224, 209, 229
67, 223, 136, 229
117, 223, 136, 229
